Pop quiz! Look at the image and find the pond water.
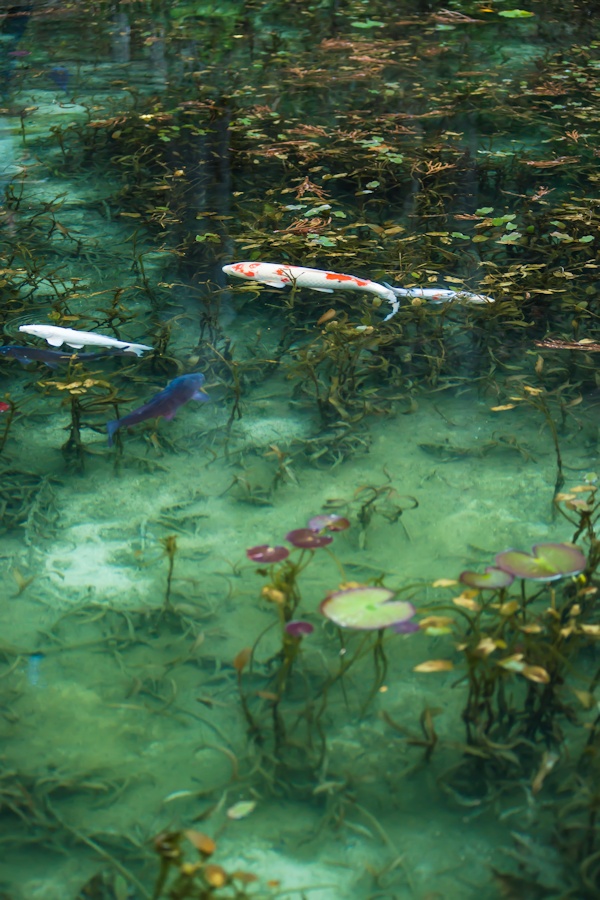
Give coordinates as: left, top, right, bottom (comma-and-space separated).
1, 1, 600, 898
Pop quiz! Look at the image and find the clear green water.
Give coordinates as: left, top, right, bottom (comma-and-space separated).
1, 1, 600, 898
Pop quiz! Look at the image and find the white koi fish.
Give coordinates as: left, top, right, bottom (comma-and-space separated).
385, 285, 495, 305
19, 324, 153, 356
222, 261, 400, 320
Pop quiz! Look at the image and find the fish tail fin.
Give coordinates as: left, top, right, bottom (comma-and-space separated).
107, 419, 120, 447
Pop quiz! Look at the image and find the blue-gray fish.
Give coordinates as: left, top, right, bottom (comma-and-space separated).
0, 345, 113, 369
107, 373, 209, 446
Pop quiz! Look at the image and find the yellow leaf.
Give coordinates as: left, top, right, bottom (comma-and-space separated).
522, 665, 550, 684
579, 624, 600, 636
499, 600, 520, 616
432, 578, 458, 588
490, 404, 516, 411
497, 654, 525, 672
413, 660, 454, 673
452, 592, 481, 611
204, 865, 228, 888
419, 616, 455, 636
184, 830, 216, 856
572, 688, 595, 709
475, 637, 499, 657
233, 648, 252, 673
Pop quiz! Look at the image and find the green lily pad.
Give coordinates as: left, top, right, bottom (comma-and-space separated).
495, 542, 586, 581
320, 587, 415, 630
499, 9, 535, 18
459, 567, 515, 590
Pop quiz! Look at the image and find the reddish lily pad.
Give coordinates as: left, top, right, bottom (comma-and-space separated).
286, 528, 333, 548
459, 567, 514, 589
495, 542, 586, 582
246, 545, 289, 563
320, 586, 415, 630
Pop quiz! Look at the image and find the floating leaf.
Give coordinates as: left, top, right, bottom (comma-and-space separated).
204, 865, 228, 888
495, 542, 586, 581
459, 567, 514, 590
232, 872, 259, 885
321, 586, 415, 630
452, 592, 482, 612
497, 653, 525, 673
351, 19, 385, 28
522, 665, 550, 683
419, 615, 455, 635
227, 800, 257, 820
500, 600, 520, 616
185, 830, 216, 856
475, 637, 502, 657
233, 648, 252, 673
413, 660, 454, 673
432, 578, 458, 588
498, 9, 535, 17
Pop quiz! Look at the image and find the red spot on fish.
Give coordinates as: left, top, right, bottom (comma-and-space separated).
233, 262, 261, 275
324, 273, 369, 286
0, 402, 10, 413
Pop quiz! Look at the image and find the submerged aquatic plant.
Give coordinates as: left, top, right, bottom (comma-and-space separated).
0, 397, 16, 458
406, 514, 600, 827
153, 830, 261, 899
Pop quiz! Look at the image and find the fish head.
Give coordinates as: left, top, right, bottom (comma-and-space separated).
167, 372, 206, 394
186, 373, 206, 392
19, 324, 45, 339
222, 261, 263, 280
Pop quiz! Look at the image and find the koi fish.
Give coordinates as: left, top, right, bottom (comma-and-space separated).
0, 345, 115, 369
222, 261, 400, 320
385, 285, 495, 305
107, 373, 209, 446
19, 324, 153, 356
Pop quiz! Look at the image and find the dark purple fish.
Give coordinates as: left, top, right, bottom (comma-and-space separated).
47, 66, 71, 92
107, 373, 209, 446
0, 345, 119, 369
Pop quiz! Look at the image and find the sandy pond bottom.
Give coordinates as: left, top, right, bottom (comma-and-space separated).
0, 380, 595, 899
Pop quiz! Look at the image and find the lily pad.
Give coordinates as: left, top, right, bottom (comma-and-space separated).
320, 586, 415, 630
459, 567, 515, 589
495, 542, 586, 581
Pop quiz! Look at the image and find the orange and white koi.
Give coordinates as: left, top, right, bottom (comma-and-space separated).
222, 261, 400, 320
